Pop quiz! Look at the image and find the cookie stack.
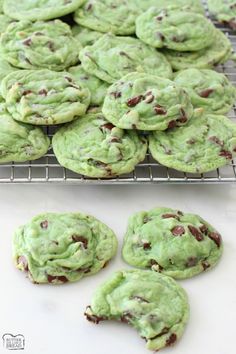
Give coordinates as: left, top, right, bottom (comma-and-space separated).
0, 0, 235, 177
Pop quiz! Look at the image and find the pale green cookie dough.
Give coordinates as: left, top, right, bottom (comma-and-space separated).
136, 8, 215, 51
79, 33, 172, 84
208, 0, 236, 29
163, 29, 232, 70
3, 0, 86, 21
174, 68, 236, 114
0, 104, 50, 163
72, 24, 103, 47
52, 113, 147, 178
85, 269, 189, 351
149, 112, 236, 173
0, 20, 81, 71
1, 69, 90, 125
74, 0, 140, 35
122, 207, 223, 279
134, 0, 204, 13
68, 65, 108, 106
102, 72, 193, 131
13, 212, 118, 284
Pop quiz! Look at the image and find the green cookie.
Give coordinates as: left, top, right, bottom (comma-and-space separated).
0, 14, 14, 34
85, 269, 189, 351
52, 112, 147, 178
134, 0, 204, 13
68, 65, 108, 106
0, 103, 49, 163
163, 29, 232, 70
102, 72, 193, 131
79, 33, 172, 84
208, 0, 236, 29
74, 0, 140, 35
13, 212, 117, 284
149, 112, 236, 173
72, 24, 103, 47
122, 207, 223, 279
174, 68, 236, 114
0, 20, 80, 71
3, 0, 85, 21
1, 69, 90, 125
136, 8, 215, 51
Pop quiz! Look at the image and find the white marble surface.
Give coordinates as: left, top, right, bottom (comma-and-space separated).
0, 185, 236, 354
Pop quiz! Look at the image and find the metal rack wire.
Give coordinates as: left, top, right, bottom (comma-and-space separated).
0, 2, 236, 184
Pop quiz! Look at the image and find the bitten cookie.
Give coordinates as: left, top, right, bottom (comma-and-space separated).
136, 8, 215, 51
122, 207, 223, 279
0, 103, 50, 163
163, 29, 232, 70
79, 33, 172, 84
13, 212, 118, 284
1, 69, 90, 125
74, 0, 140, 35
149, 112, 236, 173
0, 20, 81, 71
102, 72, 193, 130
52, 112, 147, 178
3, 0, 85, 21
174, 68, 236, 114
85, 269, 189, 351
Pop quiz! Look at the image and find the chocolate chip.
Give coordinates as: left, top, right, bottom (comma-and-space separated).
177, 108, 187, 123
157, 32, 165, 41
202, 260, 210, 271
38, 89, 47, 96
120, 312, 133, 324
64, 76, 73, 83
47, 275, 68, 283
187, 138, 196, 145
162, 213, 179, 220
167, 120, 177, 129
208, 232, 221, 248
72, 235, 88, 249
219, 150, 232, 160
101, 123, 115, 130
131, 296, 149, 303
34, 32, 44, 36
199, 88, 214, 98
17, 256, 28, 271
86, 3, 93, 10
47, 41, 55, 52
85, 306, 105, 324
166, 333, 177, 346
156, 16, 163, 21
199, 224, 208, 235
22, 38, 32, 46
177, 211, 184, 216
188, 225, 204, 241
143, 242, 151, 250
186, 256, 198, 267
208, 136, 224, 146
40, 220, 48, 229
171, 226, 185, 236
127, 95, 143, 107
132, 124, 137, 129
154, 105, 167, 115
22, 90, 32, 96
110, 91, 122, 99
119, 51, 131, 59
150, 259, 163, 271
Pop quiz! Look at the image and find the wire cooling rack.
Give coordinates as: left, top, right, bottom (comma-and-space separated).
0, 3, 236, 184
